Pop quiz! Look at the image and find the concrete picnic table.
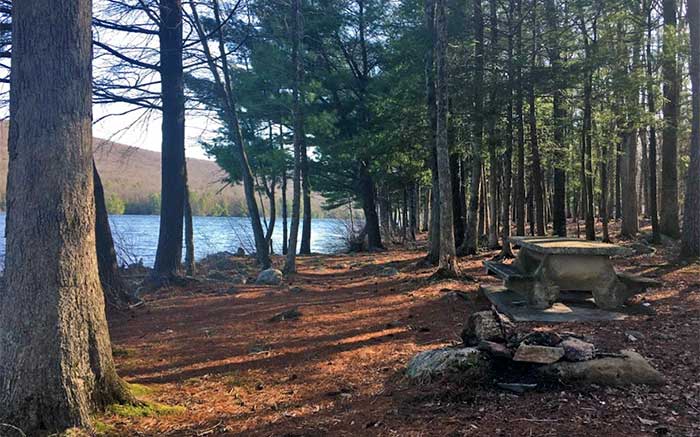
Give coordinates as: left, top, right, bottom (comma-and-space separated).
484, 236, 658, 310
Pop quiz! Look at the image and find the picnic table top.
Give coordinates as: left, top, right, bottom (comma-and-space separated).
510, 236, 632, 256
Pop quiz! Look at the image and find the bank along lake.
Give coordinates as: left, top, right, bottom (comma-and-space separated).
0, 214, 347, 268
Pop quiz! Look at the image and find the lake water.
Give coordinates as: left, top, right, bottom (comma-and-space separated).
0, 214, 348, 268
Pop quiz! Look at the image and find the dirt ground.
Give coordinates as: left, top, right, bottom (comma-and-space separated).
103, 224, 700, 436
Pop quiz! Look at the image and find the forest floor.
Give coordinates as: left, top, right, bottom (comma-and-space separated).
102, 222, 700, 436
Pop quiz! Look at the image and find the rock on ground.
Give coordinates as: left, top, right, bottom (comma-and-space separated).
477, 340, 513, 359
560, 337, 595, 362
207, 270, 231, 282
256, 268, 283, 285
406, 347, 490, 383
200, 252, 242, 271
538, 350, 665, 386
230, 274, 247, 285
377, 266, 400, 277
461, 311, 514, 346
269, 308, 302, 322
513, 344, 565, 364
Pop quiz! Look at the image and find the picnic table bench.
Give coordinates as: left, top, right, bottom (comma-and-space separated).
484, 236, 661, 309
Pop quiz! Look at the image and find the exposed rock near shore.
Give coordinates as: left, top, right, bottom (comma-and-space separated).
256, 268, 284, 285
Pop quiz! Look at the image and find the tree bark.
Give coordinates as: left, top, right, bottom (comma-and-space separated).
285, 0, 304, 272
451, 155, 465, 248
435, 0, 459, 275
153, 0, 186, 278
422, 187, 430, 232
459, 0, 484, 255
263, 176, 276, 252
621, 131, 639, 237
358, 163, 383, 249
486, 0, 500, 250
646, 3, 661, 243
189, 0, 271, 268
94, 162, 133, 306
500, 0, 516, 257
425, 0, 441, 263
281, 127, 289, 255
582, 55, 595, 240
682, 0, 700, 258
409, 183, 418, 240
300, 150, 312, 254
0, 1, 131, 432
621, 15, 641, 238
545, 0, 567, 237
600, 142, 610, 242
184, 165, 195, 276
528, 6, 546, 236
660, 0, 680, 238
640, 128, 649, 216
514, 0, 526, 237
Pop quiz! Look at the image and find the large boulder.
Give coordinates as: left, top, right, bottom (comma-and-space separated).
461, 311, 514, 346
538, 350, 665, 386
255, 268, 284, 285
406, 347, 490, 383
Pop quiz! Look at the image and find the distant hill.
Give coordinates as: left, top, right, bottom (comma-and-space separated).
0, 121, 336, 217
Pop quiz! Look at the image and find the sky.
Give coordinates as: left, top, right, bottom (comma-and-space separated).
93, 101, 217, 161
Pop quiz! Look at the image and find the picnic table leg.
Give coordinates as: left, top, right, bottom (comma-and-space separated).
543, 254, 627, 309
591, 279, 629, 309
530, 277, 560, 309
512, 248, 560, 309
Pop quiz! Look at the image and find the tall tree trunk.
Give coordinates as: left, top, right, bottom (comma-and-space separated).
264, 178, 276, 252
660, 0, 680, 238
528, 8, 546, 236
486, 0, 500, 249
184, 165, 195, 276
615, 141, 622, 220
682, 0, 700, 258
646, 3, 661, 243
0, 1, 131, 431
379, 187, 392, 236
94, 162, 133, 306
621, 131, 639, 237
300, 151, 312, 254
500, 0, 516, 258
285, 0, 304, 272
189, 0, 271, 268
621, 16, 641, 238
545, 0, 567, 237
459, 0, 484, 255
425, 0, 441, 263
422, 187, 430, 232
514, 0, 526, 237
583, 67, 596, 240
451, 155, 465, 248
409, 183, 418, 240
281, 127, 289, 255
435, 0, 459, 274
153, 0, 186, 278
600, 141, 610, 242
640, 128, 649, 216
358, 163, 383, 249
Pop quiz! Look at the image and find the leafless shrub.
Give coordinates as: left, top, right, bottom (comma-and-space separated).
330, 219, 366, 252
226, 218, 257, 256
110, 221, 142, 267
